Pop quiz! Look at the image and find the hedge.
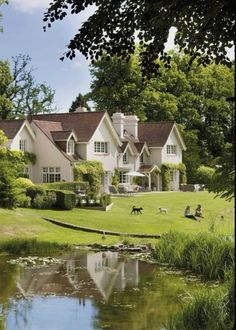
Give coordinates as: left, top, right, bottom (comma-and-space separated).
53, 189, 76, 210
41, 181, 89, 193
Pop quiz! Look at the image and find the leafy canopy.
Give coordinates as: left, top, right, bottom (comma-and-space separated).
0, 55, 56, 119
43, 0, 234, 78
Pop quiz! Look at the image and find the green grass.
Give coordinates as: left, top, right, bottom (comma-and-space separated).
0, 191, 234, 245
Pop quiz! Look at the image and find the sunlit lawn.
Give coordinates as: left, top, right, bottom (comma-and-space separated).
0, 191, 234, 245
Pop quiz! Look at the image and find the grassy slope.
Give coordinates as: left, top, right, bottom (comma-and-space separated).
0, 191, 234, 245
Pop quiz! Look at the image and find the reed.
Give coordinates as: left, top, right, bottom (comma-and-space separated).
0, 238, 71, 255
154, 231, 234, 280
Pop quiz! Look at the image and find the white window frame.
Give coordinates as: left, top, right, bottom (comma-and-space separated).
67, 139, 75, 154
123, 152, 128, 164
42, 167, 61, 183
170, 170, 177, 182
119, 172, 129, 184
167, 145, 177, 155
94, 141, 108, 154
19, 139, 27, 152
140, 153, 144, 164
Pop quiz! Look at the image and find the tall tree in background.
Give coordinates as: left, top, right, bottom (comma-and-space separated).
86, 51, 234, 185
43, 0, 234, 78
0, 55, 56, 119
69, 93, 91, 112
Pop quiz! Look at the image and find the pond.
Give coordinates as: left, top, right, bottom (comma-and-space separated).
0, 250, 207, 330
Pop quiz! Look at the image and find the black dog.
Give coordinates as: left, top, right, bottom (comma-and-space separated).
131, 206, 143, 214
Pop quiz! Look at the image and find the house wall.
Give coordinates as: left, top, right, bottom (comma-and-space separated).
149, 148, 162, 167
86, 120, 119, 172
10, 126, 35, 152
162, 129, 183, 164
31, 123, 73, 183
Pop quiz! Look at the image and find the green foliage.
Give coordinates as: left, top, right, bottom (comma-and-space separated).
24, 152, 36, 165
0, 55, 56, 119
74, 161, 104, 195
161, 163, 186, 191
42, 181, 89, 193
54, 190, 76, 210
208, 143, 235, 201
196, 165, 215, 185
32, 192, 56, 209
0, 238, 69, 254
0, 160, 17, 208
154, 231, 234, 281
69, 93, 91, 112
26, 185, 46, 203
111, 169, 120, 192
44, 0, 234, 78
14, 177, 34, 189
168, 285, 234, 330
15, 194, 31, 208
100, 193, 112, 207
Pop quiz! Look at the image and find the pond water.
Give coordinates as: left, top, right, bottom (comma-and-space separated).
0, 250, 206, 330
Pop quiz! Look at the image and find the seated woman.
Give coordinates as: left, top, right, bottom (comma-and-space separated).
184, 205, 198, 220
195, 204, 204, 218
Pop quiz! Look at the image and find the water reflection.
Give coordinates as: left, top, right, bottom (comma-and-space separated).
0, 251, 202, 330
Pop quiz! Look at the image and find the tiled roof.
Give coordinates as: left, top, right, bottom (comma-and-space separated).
138, 122, 175, 147
139, 164, 161, 173
0, 119, 25, 139
29, 111, 105, 142
51, 130, 73, 141
134, 142, 145, 153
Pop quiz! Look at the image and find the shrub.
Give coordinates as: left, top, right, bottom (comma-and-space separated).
32, 191, 56, 209
42, 181, 89, 193
54, 190, 76, 210
14, 177, 34, 188
100, 193, 111, 207
196, 165, 215, 185
26, 185, 46, 203
16, 194, 31, 208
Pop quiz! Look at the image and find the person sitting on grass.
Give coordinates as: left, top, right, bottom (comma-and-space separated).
184, 205, 198, 221
195, 204, 204, 218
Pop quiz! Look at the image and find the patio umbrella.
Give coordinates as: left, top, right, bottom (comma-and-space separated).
126, 171, 145, 177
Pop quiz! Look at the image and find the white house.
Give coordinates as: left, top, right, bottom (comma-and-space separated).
0, 108, 186, 191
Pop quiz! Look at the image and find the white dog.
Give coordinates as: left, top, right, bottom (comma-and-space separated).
158, 207, 168, 214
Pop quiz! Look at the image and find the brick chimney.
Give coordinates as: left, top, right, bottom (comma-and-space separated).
111, 112, 125, 139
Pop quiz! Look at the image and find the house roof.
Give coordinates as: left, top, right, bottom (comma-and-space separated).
29, 111, 105, 142
0, 119, 25, 139
138, 121, 175, 147
139, 164, 161, 173
51, 130, 73, 141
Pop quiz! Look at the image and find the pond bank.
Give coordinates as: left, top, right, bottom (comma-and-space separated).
42, 216, 162, 238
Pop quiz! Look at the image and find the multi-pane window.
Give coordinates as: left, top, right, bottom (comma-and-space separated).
19, 139, 27, 151
67, 139, 75, 154
170, 170, 176, 182
119, 172, 129, 183
94, 141, 108, 153
166, 145, 177, 155
123, 152, 128, 164
140, 153, 144, 164
42, 167, 61, 183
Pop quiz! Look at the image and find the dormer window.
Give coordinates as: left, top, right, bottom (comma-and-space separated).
123, 152, 128, 164
19, 139, 26, 151
167, 145, 177, 155
67, 139, 75, 154
140, 153, 144, 164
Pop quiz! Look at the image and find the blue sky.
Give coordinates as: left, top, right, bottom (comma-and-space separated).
1, 1, 234, 113
1, 0, 96, 112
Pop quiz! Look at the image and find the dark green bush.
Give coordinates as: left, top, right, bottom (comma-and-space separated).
54, 190, 76, 210
26, 185, 46, 203
100, 193, 111, 207
42, 181, 89, 193
32, 191, 56, 209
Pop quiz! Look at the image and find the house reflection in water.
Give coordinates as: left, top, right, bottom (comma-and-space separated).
16, 251, 140, 303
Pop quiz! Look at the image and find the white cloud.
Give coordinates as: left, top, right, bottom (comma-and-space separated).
11, 0, 51, 13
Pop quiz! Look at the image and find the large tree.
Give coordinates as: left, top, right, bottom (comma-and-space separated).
0, 55, 56, 119
86, 51, 234, 184
43, 0, 234, 78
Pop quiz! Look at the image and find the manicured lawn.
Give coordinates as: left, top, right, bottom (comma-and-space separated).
0, 191, 234, 245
